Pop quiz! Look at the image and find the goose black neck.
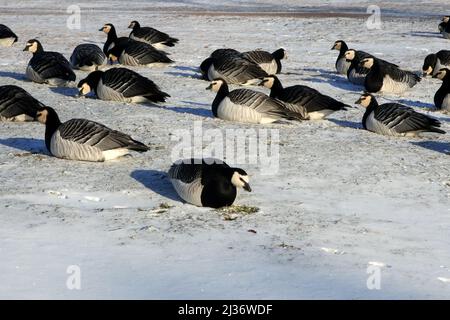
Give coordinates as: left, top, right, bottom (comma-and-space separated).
85, 71, 103, 96
362, 97, 379, 129
269, 77, 284, 98
364, 59, 383, 92
338, 42, 349, 58
44, 113, 62, 152
33, 42, 44, 55
212, 83, 229, 117
132, 21, 141, 30
201, 166, 236, 208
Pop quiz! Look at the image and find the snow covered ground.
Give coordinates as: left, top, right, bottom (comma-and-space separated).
1, 1, 450, 299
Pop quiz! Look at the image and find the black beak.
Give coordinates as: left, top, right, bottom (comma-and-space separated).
432, 73, 439, 79
99, 27, 104, 31
205, 84, 212, 90
243, 182, 252, 192
355, 98, 363, 104
22, 46, 29, 51
128, 23, 133, 29
259, 79, 268, 86
331, 45, 336, 50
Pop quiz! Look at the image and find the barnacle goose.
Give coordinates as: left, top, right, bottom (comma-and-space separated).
422, 50, 450, 76
360, 57, 421, 94
70, 44, 107, 71
200, 56, 268, 85
0, 85, 44, 121
356, 93, 445, 136
36, 106, 149, 162
344, 49, 372, 85
168, 158, 251, 208
241, 48, 286, 75
432, 68, 450, 112
206, 78, 306, 124
101, 23, 173, 66
441, 16, 450, 39
107, 40, 173, 66
78, 67, 169, 103
128, 20, 179, 49
23, 39, 76, 86
0, 24, 18, 47
260, 75, 348, 120
210, 48, 241, 59
331, 40, 350, 75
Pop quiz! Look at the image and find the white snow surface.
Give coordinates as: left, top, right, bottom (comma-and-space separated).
1, 1, 450, 299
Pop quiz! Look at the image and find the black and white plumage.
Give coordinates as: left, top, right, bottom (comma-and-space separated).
206, 78, 306, 124
422, 50, 450, 77
210, 48, 241, 59
0, 24, 18, 47
70, 44, 107, 71
344, 49, 372, 85
100, 23, 173, 66
23, 39, 76, 87
168, 158, 251, 208
356, 93, 445, 137
332, 40, 350, 75
260, 75, 348, 120
200, 56, 268, 85
241, 48, 286, 75
128, 20, 179, 49
36, 106, 149, 162
360, 57, 421, 94
432, 68, 450, 112
0, 85, 44, 121
440, 16, 450, 39
77, 67, 170, 103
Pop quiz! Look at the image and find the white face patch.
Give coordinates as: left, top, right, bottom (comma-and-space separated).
362, 58, 374, 69
231, 172, 249, 189
27, 42, 38, 53
436, 70, 447, 80
211, 81, 223, 92
80, 83, 91, 95
334, 42, 342, 50
345, 50, 355, 60
444, 17, 450, 23
36, 109, 48, 124
103, 25, 111, 33
262, 77, 274, 89
359, 96, 371, 108
424, 66, 433, 75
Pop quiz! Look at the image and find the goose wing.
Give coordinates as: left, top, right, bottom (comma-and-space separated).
213, 56, 268, 82
380, 61, 421, 86
0, 85, 43, 118
281, 85, 348, 112
122, 40, 173, 63
58, 119, 148, 151
131, 27, 171, 44
102, 68, 165, 98
168, 159, 230, 183
229, 89, 305, 119
241, 50, 273, 64
71, 44, 106, 67
210, 48, 241, 59
375, 103, 442, 133
30, 52, 75, 80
